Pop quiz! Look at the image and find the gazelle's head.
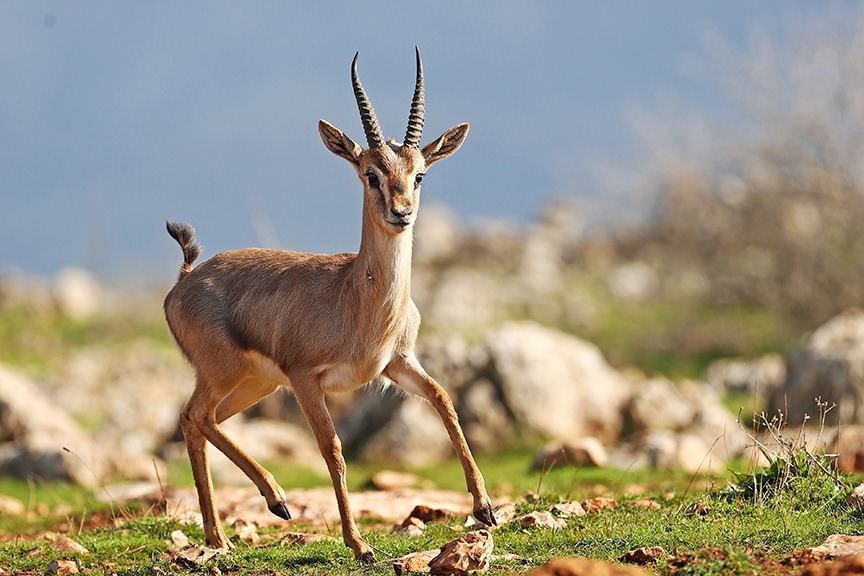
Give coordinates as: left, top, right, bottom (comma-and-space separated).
319, 48, 469, 234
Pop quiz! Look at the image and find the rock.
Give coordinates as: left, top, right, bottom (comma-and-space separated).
468, 503, 518, 530
807, 534, 864, 558
406, 505, 459, 524
527, 557, 650, 576
162, 415, 324, 484
49, 537, 88, 554
423, 268, 503, 331
371, 470, 431, 491
51, 341, 192, 460
279, 532, 337, 545
639, 429, 723, 473
231, 519, 260, 544
625, 378, 698, 432
413, 203, 463, 265
848, 484, 864, 510
705, 354, 786, 394
769, 308, 864, 425
489, 503, 518, 525
457, 378, 513, 452
218, 417, 324, 476
624, 546, 667, 564
393, 549, 440, 575
624, 377, 749, 470
428, 530, 494, 576
46, 560, 79, 575
625, 499, 661, 510
335, 385, 403, 455
549, 501, 586, 518
396, 517, 426, 537
169, 530, 190, 548
393, 530, 494, 576
686, 501, 711, 517
606, 261, 658, 301
483, 322, 632, 443
0, 494, 25, 515
519, 511, 566, 530
826, 426, 864, 472
52, 267, 102, 320
531, 438, 607, 470
359, 397, 453, 467
156, 485, 480, 528
0, 363, 118, 485
162, 544, 225, 566
520, 219, 568, 295
801, 555, 864, 575
582, 497, 618, 514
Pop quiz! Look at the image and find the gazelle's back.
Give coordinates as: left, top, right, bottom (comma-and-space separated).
165, 248, 361, 369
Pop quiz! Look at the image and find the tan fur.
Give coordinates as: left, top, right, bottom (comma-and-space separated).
163, 61, 490, 563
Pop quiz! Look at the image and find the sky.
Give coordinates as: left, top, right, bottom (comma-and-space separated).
0, 2, 855, 281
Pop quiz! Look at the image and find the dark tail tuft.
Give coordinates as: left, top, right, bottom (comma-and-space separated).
166, 220, 203, 280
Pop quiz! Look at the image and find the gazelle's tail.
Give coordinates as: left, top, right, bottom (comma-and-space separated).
166, 220, 203, 281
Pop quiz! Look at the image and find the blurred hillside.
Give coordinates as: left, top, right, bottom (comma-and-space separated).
4, 8, 864, 487
4, 10, 864, 380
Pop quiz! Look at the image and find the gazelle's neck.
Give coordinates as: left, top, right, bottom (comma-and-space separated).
355, 207, 414, 304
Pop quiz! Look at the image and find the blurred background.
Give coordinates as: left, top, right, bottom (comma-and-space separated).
4, 2, 864, 487
3, 2, 856, 280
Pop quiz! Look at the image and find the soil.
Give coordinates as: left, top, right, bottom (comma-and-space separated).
4, 485, 861, 575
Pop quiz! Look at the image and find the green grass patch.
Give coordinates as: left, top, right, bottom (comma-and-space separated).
584, 300, 796, 378
0, 453, 860, 575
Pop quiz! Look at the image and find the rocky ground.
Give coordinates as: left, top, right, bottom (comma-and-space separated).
5, 303, 864, 489
3, 481, 864, 576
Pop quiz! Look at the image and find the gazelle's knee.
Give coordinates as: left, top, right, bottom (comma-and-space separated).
179, 407, 206, 441
318, 436, 346, 475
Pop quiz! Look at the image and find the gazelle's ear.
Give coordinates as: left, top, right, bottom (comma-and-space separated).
421, 123, 469, 167
319, 119, 363, 166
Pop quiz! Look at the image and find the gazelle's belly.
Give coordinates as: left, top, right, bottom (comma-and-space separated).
314, 352, 393, 392
241, 346, 397, 393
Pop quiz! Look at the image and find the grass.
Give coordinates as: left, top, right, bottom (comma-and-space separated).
0, 299, 174, 375
0, 275, 850, 575
583, 299, 796, 379
1, 442, 861, 575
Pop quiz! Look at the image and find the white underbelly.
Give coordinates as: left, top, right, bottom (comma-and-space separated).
242, 349, 393, 393
243, 350, 292, 388
315, 355, 392, 392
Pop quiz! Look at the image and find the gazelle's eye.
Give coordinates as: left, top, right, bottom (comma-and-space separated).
365, 172, 380, 189
414, 173, 425, 186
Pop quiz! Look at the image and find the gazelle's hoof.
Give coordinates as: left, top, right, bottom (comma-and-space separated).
268, 501, 292, 520
358, 551, 377, 565
474, 503, 498, 526
208, 535, 234, 550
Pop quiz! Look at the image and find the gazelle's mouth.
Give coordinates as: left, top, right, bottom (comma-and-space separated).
390, 220, 412, 230
387, 216, 413, 230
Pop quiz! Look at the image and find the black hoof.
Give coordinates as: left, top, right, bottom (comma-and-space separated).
359, 551, 377, 565
474, 504, 497, 527
268, 501, 292, 520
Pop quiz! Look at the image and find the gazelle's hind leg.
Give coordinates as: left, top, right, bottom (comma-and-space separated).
180, 380, 234, 549
215, 379, 291, 519
181, 369, 289, 549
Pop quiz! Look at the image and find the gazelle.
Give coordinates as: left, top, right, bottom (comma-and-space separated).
164, 49, 495, 563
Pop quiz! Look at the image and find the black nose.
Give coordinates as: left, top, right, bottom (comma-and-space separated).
391, 206, 412, 218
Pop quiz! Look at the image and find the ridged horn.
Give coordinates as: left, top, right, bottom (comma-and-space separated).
351, 52, 386, 149
403, 47, 425, 149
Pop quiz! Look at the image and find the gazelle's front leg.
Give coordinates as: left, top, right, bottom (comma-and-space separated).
291, 377, 376, 564
385, 354, 496, 526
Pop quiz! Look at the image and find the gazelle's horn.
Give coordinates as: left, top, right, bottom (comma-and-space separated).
352, 52, 386, 149
403, 47, 425, 149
